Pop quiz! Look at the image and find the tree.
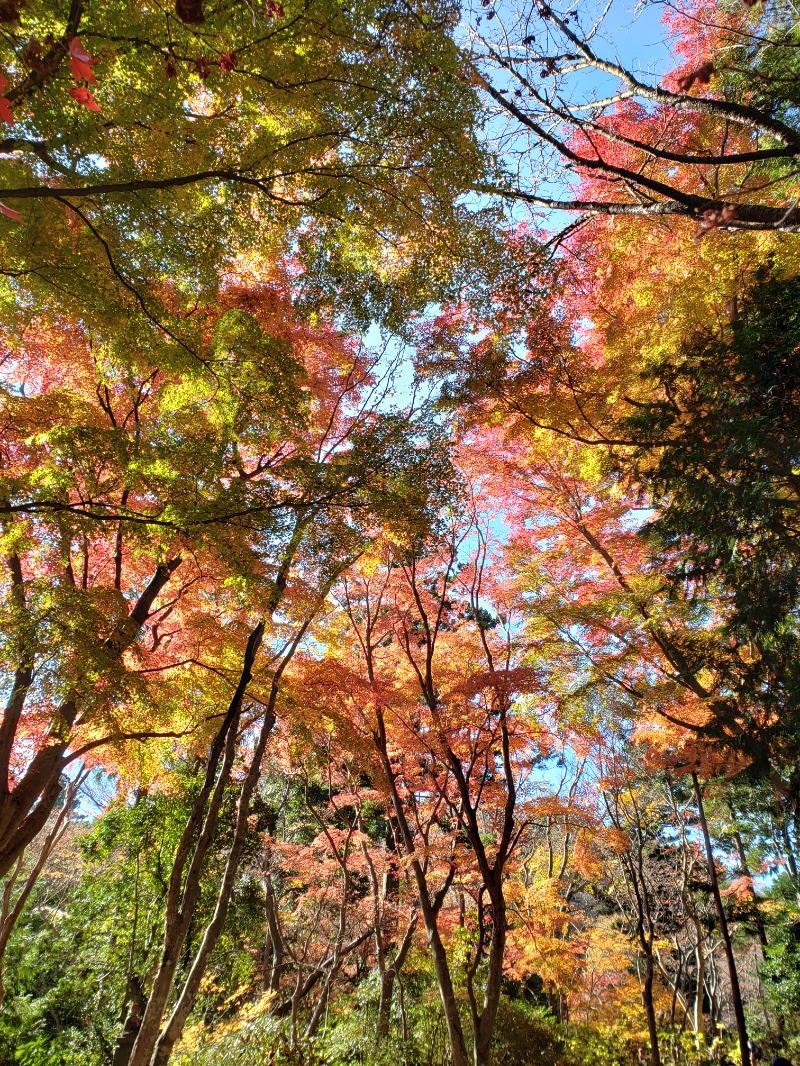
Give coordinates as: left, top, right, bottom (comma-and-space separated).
3, 2, 798, 1059
596, 752, 675, 1066
415, 173, 800, 795
297, 516, 550, 1066
625, 272, 800, 794
690, 771, 752, 1066
0, 262, 453, 883
0, 0, 500, 339
471, 0, 800, 232
255, 745, 407, 1044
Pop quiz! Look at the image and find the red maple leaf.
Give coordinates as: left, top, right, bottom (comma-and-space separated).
219, 50, 236, 73
0, 70, 12, 125
192, 56, 211, 79
69, 37, 97, 84
69, 85, 101, 111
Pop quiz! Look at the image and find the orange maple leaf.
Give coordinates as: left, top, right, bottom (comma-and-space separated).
70, 85, 101, 111
69, 37, 98, 84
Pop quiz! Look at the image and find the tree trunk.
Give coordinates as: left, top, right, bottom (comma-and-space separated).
377, 913, 417, 1037
150, 697, 277, 1066
692, 774, 750, 1066
0, 557, 181, 879
264, 870, 284, 993
375, 712, 470, 1066
473, 891, 507, 1066
377, 971, 394, 1037
421, 908, 470, 1066
642, 950, 662, 1066
693, 920, 706, 1037
779, 825, 800, 904
128, 622, 264, 1066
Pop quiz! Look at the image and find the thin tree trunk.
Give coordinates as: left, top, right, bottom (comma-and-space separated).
150, 694, 278, 1066
270, 930, 374, 1020
128, 622, 264, 1066
138, 562, 328, 1066
604, 785, 661, 1066
778, 825, 800, 903
474, 891, 507, 1066
378, 914, 417, 1037
359, 805, 417, 1040
641, 950, 661, 1066
264, 869, 284, 993
377, 972, 394, 1037
693, 920, 706, 1037
375, 711, 470, 1066
691, 774, 750, 1066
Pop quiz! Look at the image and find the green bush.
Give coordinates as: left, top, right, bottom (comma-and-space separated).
175, 1014, 333, 1066
491, 999, 571, 1066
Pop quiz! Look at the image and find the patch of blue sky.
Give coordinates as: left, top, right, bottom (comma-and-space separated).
458, 0, 679, 230
78, 152, 110, 173
356, 0, 686, 420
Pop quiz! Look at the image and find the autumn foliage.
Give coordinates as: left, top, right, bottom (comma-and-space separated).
1, 0, 800, 1064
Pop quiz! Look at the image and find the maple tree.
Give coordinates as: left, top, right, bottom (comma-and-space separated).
255, 746, 413, 1044
595, 753, 674, 1066
0, 261, 452, 878
472, 0, 800, 232
290, 516, 565, 1066
0, 0, 508, 340
411, 222, 799, 1061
